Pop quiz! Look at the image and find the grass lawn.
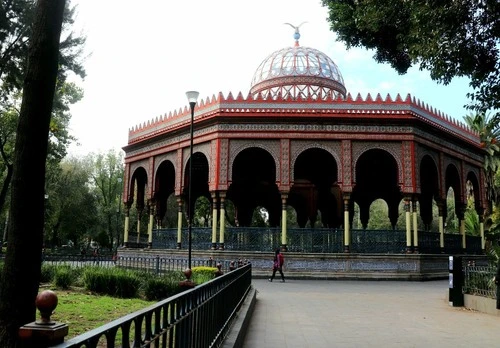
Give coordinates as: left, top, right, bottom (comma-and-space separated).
47, 286, 156, 339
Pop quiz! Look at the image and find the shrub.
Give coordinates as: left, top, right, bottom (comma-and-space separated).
83, 267, 141, 298
142, 274, 183, 301
192, 266, 217, 280
40, 264, 56, 283
54, 266, 75, 289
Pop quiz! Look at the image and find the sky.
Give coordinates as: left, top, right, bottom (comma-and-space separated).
67, 0, 473, 157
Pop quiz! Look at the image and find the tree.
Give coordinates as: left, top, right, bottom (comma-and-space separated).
464, 112, 500, 210
321, 0, 500, 115
89, 150, 124, 250
0, 0, 85, 216
0, 0, 66, 345
44, 156, 98, 249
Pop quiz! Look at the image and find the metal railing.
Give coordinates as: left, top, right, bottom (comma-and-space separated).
151, 227, 483, 254
51, 263, 252, 348
41, 254, 231, 274
463, 263, 497, 299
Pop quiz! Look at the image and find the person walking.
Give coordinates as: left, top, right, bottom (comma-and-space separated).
269, 248, 285, 282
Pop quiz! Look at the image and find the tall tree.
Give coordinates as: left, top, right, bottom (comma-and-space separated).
0, 0, 66, 345
90, 150, 125, 250
321, 0, 500, 115
0, 0, 85, 216
464, 112, 500, 210
44, 156, 98, 249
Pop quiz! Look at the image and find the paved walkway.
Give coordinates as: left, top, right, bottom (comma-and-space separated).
243, 279, 500, 348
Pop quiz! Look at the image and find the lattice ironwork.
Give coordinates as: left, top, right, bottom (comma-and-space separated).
418, 231, 441, 254
224, 227, 281, 251
444, 234, 463, 254
350, 229, 406, 253
150, 227, 482, 254
287, 228, 343, 253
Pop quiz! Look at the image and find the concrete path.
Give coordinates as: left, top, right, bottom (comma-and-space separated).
243, 279, 500, 348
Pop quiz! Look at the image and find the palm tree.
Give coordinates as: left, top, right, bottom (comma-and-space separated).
464, 112, 500, 211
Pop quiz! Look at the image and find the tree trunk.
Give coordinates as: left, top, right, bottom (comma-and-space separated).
0, 163, 13, 218
0, 0, 66, 346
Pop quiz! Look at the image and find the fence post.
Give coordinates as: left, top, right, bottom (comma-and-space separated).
18, 290, 68, 347
155, 255, 160, 275
448, 255, 464, 307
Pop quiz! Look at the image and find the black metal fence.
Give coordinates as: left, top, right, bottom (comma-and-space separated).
41, 253, 231, 274
51, 263, 252, 348
463, 263, 497, 299
150, 228, 483, 254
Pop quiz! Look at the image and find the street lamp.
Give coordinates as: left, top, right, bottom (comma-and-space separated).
186, 90, 199, 270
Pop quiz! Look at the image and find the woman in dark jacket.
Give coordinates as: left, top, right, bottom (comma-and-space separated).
269, 248, 285, 282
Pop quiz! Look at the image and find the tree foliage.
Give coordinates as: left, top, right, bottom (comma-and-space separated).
89, 150, 125, 250
0, 0, 85, 216
0, 0, 66, 344
321, 0, 500, 115
44, 156, 99, 249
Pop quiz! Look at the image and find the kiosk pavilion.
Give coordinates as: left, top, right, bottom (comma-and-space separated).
119, 27, 486, 277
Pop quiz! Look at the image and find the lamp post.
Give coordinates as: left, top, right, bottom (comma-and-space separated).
186, 90, 199, 270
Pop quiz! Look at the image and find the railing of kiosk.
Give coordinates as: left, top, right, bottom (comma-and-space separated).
145, 228, 482, 254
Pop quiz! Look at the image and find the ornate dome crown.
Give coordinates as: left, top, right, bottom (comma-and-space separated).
250, 23, 347, 100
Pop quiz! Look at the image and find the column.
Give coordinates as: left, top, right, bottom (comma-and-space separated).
211, 192, 218, 250
343, 195, 350, 253
412, 198, 419, 253
123, 204, 130, 247
478, 208, 485, 252
404, 197, 412, 253
176, 197, 183, 249
136, 206, 143, 244
147, 202, 154, 248
219, 193, 226, 250
281, 194, 288, 251
458, 205, 466, 251
438, 201, 445, 252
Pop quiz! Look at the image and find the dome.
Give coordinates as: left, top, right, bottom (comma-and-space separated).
250, 25, 347, 100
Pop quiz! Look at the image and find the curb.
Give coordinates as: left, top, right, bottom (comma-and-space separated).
222, 286, 257, 348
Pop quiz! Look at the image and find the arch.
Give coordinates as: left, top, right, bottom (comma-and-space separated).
182, 143, 212, 185
228, 140, 280, 182
466, 170, 481, 212
289, 147, 342, 228
129, 166, 148, 209
227, 147, 281, 227
154, 160, 176, 224
352, 148, 401, 229
445, 163, 462, 204
352, 143, 403, 185
183, 152, 210, 219
419, 155, 440, 229
290, 141, 341, 183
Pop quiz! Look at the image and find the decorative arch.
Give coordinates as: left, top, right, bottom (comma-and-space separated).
416, 146, 440, 194
228, 140, 280, 182
290, 141, 341, 182
352, 142, 403, 185
182, 142, 212, 185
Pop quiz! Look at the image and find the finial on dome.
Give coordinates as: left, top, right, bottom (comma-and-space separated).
284, 22, 307, 47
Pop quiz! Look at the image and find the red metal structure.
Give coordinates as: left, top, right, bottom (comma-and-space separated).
122, 26, 486, 254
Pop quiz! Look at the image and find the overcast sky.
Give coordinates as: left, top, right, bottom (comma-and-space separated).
67, 0, 472, 157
